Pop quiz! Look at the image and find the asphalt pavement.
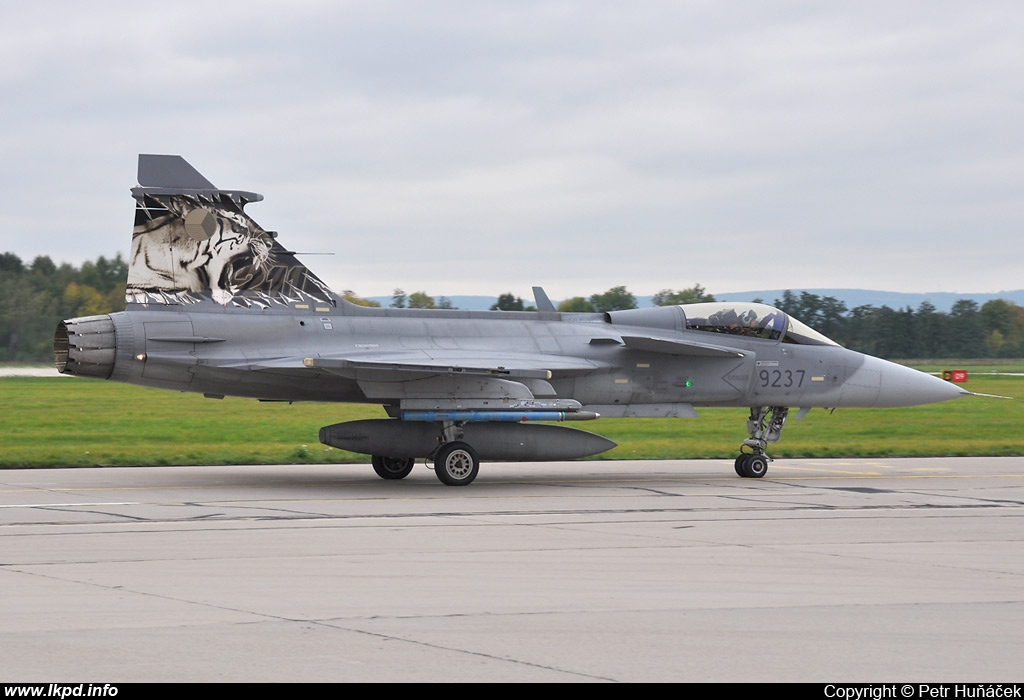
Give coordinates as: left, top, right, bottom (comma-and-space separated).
0, 457, 1021, 682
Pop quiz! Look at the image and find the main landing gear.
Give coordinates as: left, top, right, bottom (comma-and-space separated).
433, 441, 480, 486
431, 420, 479, 486
371, 455, 416, 480
734, 406, 789, 479
369, 420, 482, 486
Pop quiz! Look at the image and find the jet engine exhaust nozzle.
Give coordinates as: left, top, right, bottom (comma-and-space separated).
54, 315, 117, 379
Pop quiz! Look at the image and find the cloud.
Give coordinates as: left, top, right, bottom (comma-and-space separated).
1, 1, 1021, 299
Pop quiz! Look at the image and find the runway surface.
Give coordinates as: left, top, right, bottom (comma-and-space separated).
1, 457, 1021, 682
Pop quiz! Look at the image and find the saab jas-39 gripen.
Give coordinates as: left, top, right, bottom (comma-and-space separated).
54, 155, 969, 485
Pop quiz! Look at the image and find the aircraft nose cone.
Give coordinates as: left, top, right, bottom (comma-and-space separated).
859, 356, 969, 408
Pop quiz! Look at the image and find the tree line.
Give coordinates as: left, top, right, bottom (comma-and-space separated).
1, 252, 127, 362
771, 290, 1024, 359
2, 252, 1021, 361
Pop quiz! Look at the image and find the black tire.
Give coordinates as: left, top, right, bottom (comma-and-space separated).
371, 455, 415, 480
743, 454, 769, 478
434, 442, 479, 486
734, 454, 748, 477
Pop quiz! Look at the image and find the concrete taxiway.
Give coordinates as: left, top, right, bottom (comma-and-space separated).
0, 457, 1021, 682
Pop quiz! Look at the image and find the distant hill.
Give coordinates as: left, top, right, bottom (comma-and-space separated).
369, 290, 1024, 313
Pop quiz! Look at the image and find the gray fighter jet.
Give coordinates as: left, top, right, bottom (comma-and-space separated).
54, 155, 968, 485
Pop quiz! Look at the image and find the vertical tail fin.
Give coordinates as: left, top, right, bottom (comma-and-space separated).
127, 155, 335, 308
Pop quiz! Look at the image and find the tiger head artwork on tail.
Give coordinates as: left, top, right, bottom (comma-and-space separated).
126, 155, 334, 308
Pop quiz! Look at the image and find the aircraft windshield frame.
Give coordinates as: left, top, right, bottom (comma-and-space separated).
678, 302, 839, 346
783, 315, 839, 346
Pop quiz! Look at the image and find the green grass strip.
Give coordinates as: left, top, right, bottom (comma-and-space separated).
1, 372, 1021, 467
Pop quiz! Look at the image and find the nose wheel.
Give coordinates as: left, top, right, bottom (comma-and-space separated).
734, 453, 769, 478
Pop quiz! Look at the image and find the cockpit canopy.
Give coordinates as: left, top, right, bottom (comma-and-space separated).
679, 302, 838, 346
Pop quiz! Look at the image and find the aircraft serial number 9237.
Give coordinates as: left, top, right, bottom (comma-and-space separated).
54, 156, 969, 485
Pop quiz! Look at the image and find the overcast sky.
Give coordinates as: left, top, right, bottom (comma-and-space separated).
1, 1, 1021, 300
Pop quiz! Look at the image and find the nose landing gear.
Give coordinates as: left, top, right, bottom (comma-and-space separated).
735, 406, 789, 478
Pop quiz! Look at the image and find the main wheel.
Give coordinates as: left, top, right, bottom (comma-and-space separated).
742, 454, 769, 478
434, 442, 480, 486
371, 455, 415, 480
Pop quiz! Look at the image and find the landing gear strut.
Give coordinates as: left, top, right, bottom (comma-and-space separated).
734, 406, 789, 479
